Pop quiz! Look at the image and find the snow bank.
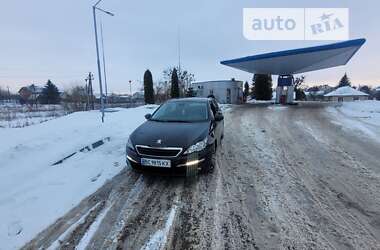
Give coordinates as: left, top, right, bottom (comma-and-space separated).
0, 105, 157, 249
326, 100, 380, 141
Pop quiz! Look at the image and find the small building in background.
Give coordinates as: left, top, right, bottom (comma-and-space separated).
131, 91, 145, 103
324, 86, 369, 102
18, 84, 44, 104
192, 80, 243, 104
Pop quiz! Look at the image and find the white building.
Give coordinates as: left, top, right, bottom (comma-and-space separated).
192, 80, 243, 104
324, 86, 369, 102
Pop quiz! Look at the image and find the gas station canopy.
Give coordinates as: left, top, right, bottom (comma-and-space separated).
220, 39, 366, 75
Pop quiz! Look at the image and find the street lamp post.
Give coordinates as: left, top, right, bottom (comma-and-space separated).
100, 20, 108, 106
92, 0, 114, 122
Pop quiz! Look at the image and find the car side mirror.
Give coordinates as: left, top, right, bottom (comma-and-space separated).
214, 113, 224, 121
145, 113, 152, 120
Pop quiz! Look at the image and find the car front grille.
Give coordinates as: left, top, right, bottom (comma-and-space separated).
135, 145, 182, 158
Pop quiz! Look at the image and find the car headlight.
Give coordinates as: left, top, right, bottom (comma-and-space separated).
184, 137, 208, 155
127, 137, 135, 150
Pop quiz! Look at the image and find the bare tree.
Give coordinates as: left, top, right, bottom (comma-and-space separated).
63, 86, 88, 111
163, 66, 195, 96
294, 75, 306, 101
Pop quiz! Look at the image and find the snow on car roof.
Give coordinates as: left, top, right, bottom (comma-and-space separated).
324, 86, 368, 97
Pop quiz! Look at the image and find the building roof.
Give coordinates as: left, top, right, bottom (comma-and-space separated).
220, 39, 366, 75
324, 86, 368, 97
19, 84, 44, 94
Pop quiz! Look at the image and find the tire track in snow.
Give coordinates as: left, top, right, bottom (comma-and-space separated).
46, 202, 101, 250
140, 196, 179, 250
101, 175, 146, 249
75, 202, 113, 250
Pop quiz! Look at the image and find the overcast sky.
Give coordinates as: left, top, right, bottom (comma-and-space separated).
0, 0, 379, 93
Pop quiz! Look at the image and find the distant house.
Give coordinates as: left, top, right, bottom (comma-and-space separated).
18, 84, 43, 104
305, 90, 326, 101
305, 85, 334, 101
132, 91, 144, 103
324, 86, 369, 102
192, 80, 243, 104
109, 94, 132, 103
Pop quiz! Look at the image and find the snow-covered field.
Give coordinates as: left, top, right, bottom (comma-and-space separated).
0, 105, 157, 249
327, 100, 380, 142
0, 104, 68, 128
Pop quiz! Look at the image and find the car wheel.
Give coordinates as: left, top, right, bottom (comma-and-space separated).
210, 143, 217, 171
201, 143, 216, 174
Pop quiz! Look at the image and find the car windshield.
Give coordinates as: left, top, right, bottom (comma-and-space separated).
151, 101, 209, 122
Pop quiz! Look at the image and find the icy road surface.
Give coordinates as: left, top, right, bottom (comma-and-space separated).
20, 103, 380, 249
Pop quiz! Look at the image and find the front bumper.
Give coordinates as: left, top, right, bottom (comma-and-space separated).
126, 144, 213, 175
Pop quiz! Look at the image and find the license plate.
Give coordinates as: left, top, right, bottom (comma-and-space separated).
141, 158, 171, 168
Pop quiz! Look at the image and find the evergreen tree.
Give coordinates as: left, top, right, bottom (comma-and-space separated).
143, 70, 155, 104
375, 91, 380, 101
253, 74, 272, 100
170, 68, 180, 98
40, 80, 60, 104
337, 73, 351, 88
243, 81, 250, 101
250, 76, 256, 99
359, 85, 371, 95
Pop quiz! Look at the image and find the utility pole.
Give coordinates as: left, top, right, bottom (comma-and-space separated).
129, 80, 132, 96
93, 4, 104, 122
92, 0, 114, 123
85, 81, 89, 111
86, 72, 95, 110
7, 86, 10, 102
178, 27, 181, 75
177, 27, 182, 93
100, 18, 108, 106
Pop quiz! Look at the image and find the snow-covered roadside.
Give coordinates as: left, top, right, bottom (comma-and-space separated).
326, 100, 380, 142
0, 104, 68, 128
0, 105, 157, 249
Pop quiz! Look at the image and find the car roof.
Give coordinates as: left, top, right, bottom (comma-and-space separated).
166, 97, 210, 103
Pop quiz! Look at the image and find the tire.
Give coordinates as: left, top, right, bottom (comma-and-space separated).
200, 143, 216, 174
209, 143, 217, 172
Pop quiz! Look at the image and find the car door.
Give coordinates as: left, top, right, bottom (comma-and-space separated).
213, 100, 224, 140
209, 100, 223, 142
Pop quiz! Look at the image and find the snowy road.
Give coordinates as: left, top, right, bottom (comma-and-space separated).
22, 103, 380, 250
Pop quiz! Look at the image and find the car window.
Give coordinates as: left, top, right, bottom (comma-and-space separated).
151, 101, 209, 122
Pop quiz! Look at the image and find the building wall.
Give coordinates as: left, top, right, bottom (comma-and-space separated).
192, 80, 243, 104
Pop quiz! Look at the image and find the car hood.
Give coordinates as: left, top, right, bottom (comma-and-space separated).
130, 120, 210, 149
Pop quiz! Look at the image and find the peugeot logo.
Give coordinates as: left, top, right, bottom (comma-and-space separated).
156, 139, 162, 144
